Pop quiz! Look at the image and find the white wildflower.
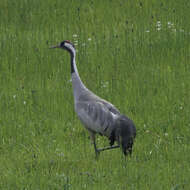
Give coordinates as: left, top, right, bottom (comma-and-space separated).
156, 21, 161, 31
73, 34, 78, 38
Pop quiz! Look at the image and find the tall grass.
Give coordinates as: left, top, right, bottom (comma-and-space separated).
0, 0, 190, 189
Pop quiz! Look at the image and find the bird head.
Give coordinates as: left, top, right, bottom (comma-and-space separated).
114, 115, 136, 156
50, 40, 75, 53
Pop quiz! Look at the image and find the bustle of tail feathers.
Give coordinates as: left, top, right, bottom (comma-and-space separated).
109, 114, 136, 155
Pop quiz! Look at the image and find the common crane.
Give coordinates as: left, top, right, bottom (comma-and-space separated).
50, 40, 136, 157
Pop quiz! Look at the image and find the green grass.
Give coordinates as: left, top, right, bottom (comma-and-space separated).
0, 0, 190, 189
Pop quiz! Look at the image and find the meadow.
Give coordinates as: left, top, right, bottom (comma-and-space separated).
0, 0, 190, 189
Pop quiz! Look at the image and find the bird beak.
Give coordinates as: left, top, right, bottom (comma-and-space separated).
49, 45, 60, 49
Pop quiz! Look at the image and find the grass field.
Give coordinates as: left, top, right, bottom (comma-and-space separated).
0, 0, 190, 189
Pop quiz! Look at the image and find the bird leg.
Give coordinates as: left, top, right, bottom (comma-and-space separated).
89, 132, 120, 157
94, 142, 100, 158
89, 132, 100, 158
98, 145, 120, 152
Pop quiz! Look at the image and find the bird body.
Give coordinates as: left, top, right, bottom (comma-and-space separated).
51, 40, 136, 157
68, 42, 120, 138
76, 100, 119, 137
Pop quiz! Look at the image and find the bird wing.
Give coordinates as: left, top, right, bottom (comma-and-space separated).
75, 101, 117, 136
98, 99, 120, 115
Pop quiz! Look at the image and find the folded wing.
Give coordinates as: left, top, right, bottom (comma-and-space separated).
76, 101, 118, 137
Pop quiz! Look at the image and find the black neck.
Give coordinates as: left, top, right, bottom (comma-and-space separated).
66, 49, 75, 74
70, 52, 75, 74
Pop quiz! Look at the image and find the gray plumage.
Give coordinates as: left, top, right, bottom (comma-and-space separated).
50, 40, 136, 157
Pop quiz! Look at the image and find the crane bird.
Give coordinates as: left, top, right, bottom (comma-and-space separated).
50, 40, 136, 157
